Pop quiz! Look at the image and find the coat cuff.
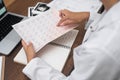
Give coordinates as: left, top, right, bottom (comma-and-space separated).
22, 57, 51, 79
22, 57, 66, 80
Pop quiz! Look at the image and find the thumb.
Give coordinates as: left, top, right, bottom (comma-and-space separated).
27, 42, 35, 53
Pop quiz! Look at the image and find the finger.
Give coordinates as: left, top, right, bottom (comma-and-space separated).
57, 17, 68, 26
59, 10, 63, 18
60, 19, 74, 26
59, 9, 68, 18
27, 42, 35, 53
24, 42, 36, 62
61, 9, 68, 14
21, 40, 27, 50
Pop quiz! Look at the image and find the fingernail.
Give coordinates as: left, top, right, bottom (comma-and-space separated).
60, 23, 64, 26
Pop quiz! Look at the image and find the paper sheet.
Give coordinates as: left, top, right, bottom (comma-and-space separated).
14, 29, 79, 71
13, 8, 77, 52
48, 0, 102, 12
14, 45, 70, 71
52, 29, 79, 48
0, 56, 4, 80
0, 57, 2, 79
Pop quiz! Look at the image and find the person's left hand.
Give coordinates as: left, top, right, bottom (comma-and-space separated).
22, 40, 36, 63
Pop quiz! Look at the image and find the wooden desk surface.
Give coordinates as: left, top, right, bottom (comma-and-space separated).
3, 0, 86, 80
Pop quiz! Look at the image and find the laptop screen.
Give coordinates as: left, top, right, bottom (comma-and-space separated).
0, 0, 7, 18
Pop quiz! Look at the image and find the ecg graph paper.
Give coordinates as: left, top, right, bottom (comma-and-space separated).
13, 8, 77, 52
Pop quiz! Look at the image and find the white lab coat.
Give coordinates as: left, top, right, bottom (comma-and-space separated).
23, 1, 120, 80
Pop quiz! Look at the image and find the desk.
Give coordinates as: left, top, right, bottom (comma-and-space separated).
3, 0, 86, 80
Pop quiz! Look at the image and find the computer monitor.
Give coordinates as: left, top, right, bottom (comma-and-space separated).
0, 0, 7, 18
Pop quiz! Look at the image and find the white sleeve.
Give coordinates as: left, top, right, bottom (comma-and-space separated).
85, 12, 101, 30
23, 46, 119, 80
85, 0, 102, 30
23, 57, 67, 80
69, 47, 119, 80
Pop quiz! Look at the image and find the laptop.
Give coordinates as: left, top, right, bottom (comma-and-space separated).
0, 0, 25, 55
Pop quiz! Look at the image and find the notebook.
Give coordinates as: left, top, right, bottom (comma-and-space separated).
0, 56, 5, 80
14, 29, 79, 71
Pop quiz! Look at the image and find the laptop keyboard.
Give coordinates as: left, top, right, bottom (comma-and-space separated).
0, 14, 23, 41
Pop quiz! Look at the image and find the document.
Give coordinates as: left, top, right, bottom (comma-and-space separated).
0, 56, 5, 80
14, 29, 79, 71
48, 0, 102, 12
13, 8, 78, 52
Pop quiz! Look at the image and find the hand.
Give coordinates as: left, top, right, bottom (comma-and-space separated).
57, 9, 90, 26
22, 40, 36, 63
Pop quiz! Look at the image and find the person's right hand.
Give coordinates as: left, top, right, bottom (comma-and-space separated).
57, 9, 90, 26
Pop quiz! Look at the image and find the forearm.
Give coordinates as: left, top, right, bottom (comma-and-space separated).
77, 12, 90, 22
71, 12, 90, 23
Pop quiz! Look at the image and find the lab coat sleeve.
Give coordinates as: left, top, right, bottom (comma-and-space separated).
23, 46, 119, 80
85, 12, 101, 30
69, 46, 120, 80
23, 57, 67, 80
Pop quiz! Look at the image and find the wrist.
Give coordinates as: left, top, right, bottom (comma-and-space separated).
73, 12, 90, 23
83, 12, 90, 22
27, 53, 36, 63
